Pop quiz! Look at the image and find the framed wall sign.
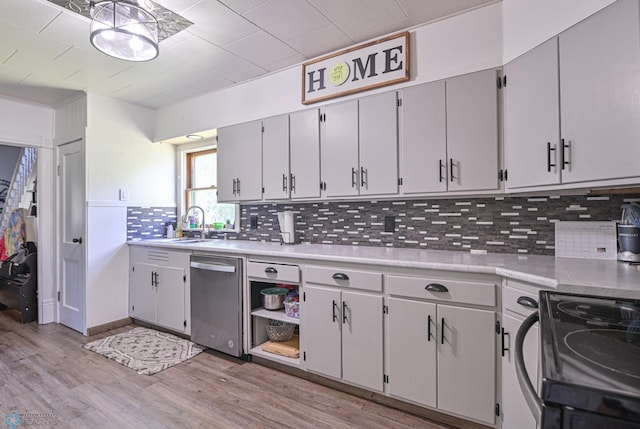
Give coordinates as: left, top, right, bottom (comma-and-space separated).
301, 32, 410, 105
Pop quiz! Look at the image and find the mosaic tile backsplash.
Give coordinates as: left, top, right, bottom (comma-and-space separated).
128, 194, 639, 255
127, 207, 177, 240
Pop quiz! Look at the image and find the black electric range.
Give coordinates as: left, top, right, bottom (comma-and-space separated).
538, 290, 640, 428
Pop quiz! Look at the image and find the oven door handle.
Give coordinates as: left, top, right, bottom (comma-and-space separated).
515, 311, 542, 425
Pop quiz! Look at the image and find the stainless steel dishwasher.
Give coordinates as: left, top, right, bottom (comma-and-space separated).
190, 254, 243, 357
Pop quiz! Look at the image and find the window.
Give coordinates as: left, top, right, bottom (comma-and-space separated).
185, 148, 237, 229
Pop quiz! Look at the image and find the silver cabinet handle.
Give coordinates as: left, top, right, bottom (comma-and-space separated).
351, 167, 358, 188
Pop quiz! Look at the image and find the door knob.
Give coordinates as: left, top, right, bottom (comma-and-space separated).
72, 237, 83, 244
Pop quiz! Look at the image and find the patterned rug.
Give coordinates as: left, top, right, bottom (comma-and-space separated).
83, 327, 203, 375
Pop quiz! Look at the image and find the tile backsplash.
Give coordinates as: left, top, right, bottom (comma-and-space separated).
129, 194, 638, 256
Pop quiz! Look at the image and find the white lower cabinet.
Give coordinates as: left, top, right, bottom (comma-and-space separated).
303, 266, 383, 392
386, 273, 498, 425
129, 247, 190, 334
501, 281, 542, 429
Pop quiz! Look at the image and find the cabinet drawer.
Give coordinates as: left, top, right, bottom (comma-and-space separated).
304, 266, 382, 292
387, 274, 496, 307
130, 246, 190, 268
503, 282, 541, 317
247, 261, 300, 284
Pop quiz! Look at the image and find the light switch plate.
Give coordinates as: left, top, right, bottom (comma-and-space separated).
119, 189, 129, 201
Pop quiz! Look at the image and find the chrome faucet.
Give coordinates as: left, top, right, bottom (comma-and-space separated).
183, 205, 206, 238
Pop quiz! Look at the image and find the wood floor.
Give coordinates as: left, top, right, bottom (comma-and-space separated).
0, 312, 454, 429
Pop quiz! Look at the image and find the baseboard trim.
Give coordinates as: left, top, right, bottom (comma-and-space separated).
40, 299, 56, 324
86, 317, 132, 336
252, 357, 492, 429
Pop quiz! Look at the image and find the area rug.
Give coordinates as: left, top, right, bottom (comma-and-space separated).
83, 327, 203, 375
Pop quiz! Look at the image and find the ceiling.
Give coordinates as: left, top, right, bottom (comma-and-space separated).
0, 0, 499, 110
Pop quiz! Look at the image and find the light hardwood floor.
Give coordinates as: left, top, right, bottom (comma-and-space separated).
0, 313, 455, 429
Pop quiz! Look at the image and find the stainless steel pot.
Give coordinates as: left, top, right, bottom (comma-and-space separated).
260, 287, 288, 310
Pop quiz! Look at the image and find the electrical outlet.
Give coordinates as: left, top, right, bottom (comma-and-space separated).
384, 216, 395, 233
250, 215, 258, 229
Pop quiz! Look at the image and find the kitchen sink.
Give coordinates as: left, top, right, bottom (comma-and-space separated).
150, 237, 209, 243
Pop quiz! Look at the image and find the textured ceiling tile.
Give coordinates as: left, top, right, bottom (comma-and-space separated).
313, 0, 408, 38
181, 0, 259, 46
219, 0, 270, 15
395, 0, 488, 25
243, 0, 330, 41
286, 24, 352, 59
224, 30, 299, 68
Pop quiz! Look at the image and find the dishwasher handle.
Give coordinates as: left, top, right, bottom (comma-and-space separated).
190, 261, 236, 273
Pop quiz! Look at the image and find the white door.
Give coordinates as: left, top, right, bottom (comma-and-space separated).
57, 140, 85, 333
129, 262, 157, 323
290, 109, 321, 199
387, 297, 437, 407
358, 91, 398, 196
156, 266, 186, 332
321, 100, 359, 197
341, 290, 383, 392
303, 285, 342, 379
262, 114, 290, 200
503, 38, 561, 189
501, 313, 539, 429
446, 69, 499, 192
400, 81, 447, 194
437, 304, 496, 425
559, 0, 640, 184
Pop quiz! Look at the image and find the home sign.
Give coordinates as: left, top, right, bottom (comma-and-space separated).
301, 32, 410, 104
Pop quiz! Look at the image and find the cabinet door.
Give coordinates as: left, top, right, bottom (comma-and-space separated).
341, 290, 383, 392
156, 266, 186, 332
559, 0, 640, 184
400, 81, 447, 194
304, 285, 342, 379
446, 69, 499, 192
130, 262, 157, 323
387, 297, 437, 407
437, 305, 496, 425
262, 114, 290, 200
216, 124, 240, 202
290, 109, 321, 199
321, 100, 359, 197
504, 38, 561, 189
501, 313, 539, 429
359, 91, 398, 196
216, 120, 263, 202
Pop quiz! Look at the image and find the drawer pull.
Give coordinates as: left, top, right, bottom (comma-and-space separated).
425, 283, 449, 293
427, 315, 432, 342
517, 296, 539, 309
342, 301, 348, 324
332, 300, 338, 323
264, 267, 278, 274
332, 273, 349, 281
441, 317, 446, 345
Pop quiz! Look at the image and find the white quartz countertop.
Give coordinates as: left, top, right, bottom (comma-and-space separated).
128, 239, 640, 299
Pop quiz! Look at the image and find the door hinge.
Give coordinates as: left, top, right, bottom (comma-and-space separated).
57, 165, 61, 176
132, 305, 134, 311
183, 275, 186, 283
383, 305, 388, 315
57, 291, 60, 302
504, 169, 508, 181
132, 266, 135, 272
396, 98, 402, 107
303, 351, 306, 361
495, 403, 500, 417
502, 75, 507, 87
262, 187, 265, 194
384, 374, 389, 384
261, 125, 265, 133
495, 320, 501, 334
303, 292, 306, 302
184, 320, 187, 327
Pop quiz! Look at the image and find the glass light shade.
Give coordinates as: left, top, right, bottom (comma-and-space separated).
90, 1, 159, 61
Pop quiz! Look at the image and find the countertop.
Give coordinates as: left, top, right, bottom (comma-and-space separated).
128, 239, 640, 299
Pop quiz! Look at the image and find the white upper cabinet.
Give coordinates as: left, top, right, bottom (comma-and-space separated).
290, 109, 321, 200
321, 100, 360, 198
446, 69, 500, 192
503, 38, 561, 190
358, 91, 399, 196
217, 120, 263, 202
558, 0, 640, 184
503, 0, 640, 190
400, 70, 499, 195
321, 92, 399, 198
262, 114, 290, 200
400, 81, 447, 194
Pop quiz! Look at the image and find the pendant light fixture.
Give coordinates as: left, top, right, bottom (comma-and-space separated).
89, 1, 159, 62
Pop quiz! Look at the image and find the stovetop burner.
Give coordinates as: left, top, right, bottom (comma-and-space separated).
564, 328, 640, 379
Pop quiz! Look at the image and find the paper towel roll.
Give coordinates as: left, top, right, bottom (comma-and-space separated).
25, 216, 38, 244
277, 210, 295, 244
